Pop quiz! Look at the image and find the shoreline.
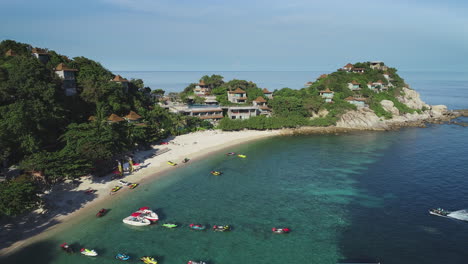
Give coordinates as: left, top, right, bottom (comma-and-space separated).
1, 111, 464, 256
0, 129, 280, 256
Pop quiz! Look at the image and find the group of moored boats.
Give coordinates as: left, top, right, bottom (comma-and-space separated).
123, 207, 159, 226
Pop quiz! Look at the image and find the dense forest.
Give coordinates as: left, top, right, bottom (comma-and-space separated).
0, 40, 211, 217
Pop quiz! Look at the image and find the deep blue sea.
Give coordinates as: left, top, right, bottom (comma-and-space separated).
1, 71, 468, 264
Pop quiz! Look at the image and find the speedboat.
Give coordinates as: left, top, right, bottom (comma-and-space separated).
429, 208, 451, 217
167, 161, 177, 166
116, 253, 131, 261
237, 154, 247, 158
80, 248, 98, 256
188, 260, 207, 264
213, 225, 231, 232
123, 214, 151, 226
140, 256, 158, 264
136, 207, 159, 222
210, 171, 222, 176
226, 152, 236, 156
162, 223, 178, 228
272, 227, 291, 234
129, 183, 139, 189
189, 224, 206, 230
182, 158, 190, 163
96, 208, 107, 217
60, 243, 73, 253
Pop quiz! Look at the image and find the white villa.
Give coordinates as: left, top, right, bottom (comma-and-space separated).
348, 80, 361, 91
262, 88, 273, 99
111, 75, 130, 93
228, 88, 247, 104
319, 88, 334, 103
226, 106, 259, 120
54, 63, 78, 96
344, 96, 367, 108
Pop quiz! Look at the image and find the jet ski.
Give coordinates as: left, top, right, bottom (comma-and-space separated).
80, 248, 98, 256
182, 158, 190, 163
272, 227, 291, 234
188, 261, 207, 264
210, 171, 222, 176
116, 253, 131, 261
213, 225, 231, 232
60, 243, 73, 253
429, 208, 451, 217
226, 152, 236, 156
96, 208, 107, 217
167, 161, 177, 166
110, 186, 122, 194
119, 180, 131, 186
237, 154, 246, 158
140, 256, 158, 264
189, 224, 206, 230
129, 183, 139, 189
162, 223, 178, 228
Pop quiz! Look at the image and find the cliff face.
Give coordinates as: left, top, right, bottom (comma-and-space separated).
336, 89, 448, 130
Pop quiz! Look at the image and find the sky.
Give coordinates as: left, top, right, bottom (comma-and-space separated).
1, 0, 467, 71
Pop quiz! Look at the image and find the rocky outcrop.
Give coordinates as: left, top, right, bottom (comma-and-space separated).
311, 109, 329, 119
380, 100, 399, 116
397, 87, 430, 110
429, 105, 447, 118
336, 108, 388, 130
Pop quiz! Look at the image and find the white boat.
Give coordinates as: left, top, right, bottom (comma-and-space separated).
136, 207, 159, 222
188, 261, 207, 264
122, 214, 151, 226
80, 248, 98, 256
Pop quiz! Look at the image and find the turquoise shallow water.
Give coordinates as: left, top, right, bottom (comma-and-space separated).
3, 123, 468, 264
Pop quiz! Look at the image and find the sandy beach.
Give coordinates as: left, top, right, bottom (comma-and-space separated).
0, 129, 280, 256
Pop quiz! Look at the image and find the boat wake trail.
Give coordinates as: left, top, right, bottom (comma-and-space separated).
447, 209, 468, 221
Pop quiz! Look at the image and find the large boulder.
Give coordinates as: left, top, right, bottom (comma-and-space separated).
380, 100, 400, 116
398, 87, 430, 110
430, 105, 447, 118
336, 108, 388, 130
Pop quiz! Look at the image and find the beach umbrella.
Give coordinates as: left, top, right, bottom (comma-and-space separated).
128, 157, 134, 173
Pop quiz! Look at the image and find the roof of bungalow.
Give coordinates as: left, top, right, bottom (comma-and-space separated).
305, 81, 314, 85
55, 63, 78, 71
317, 74, 328, 79
5, 49, 16, 56
352, 68, 365, 71
350, 80, 360, 85
199, 80, 206, 85
253, 96, 267, 102
262, 88, 272, 94
107, 114, 125, 122
88, 115, 96, 121
111, 75, 129, 82
319, 88, 334, 94
124, 111, 142, 120
191, 108, 223, 113
343, 63, 353, 68
31, 48, 48, 55
228, 88, 246, 94
345, 96, 367, 102
374, 80, 384, 84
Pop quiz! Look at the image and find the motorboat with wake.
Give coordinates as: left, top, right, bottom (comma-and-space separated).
135, 207, 159, 222
123, 213, 151, 226
429, 208, 451, 217
60, 243, 73, 253
80, 248, 98, 256
140, 256, 158, 264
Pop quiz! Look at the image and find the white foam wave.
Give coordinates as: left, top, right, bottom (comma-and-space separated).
447, 209, 468, 221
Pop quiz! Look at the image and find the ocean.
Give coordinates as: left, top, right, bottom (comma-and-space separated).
1, 71, 468, 264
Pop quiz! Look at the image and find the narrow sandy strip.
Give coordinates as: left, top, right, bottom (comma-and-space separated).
0, 129, 280, 256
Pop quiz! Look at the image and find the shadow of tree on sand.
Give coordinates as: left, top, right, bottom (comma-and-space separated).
0, 240, 58, 264
0, 181, 97, 252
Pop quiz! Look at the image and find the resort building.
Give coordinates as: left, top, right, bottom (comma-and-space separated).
107, 114, 125, 123
228, 88, 247, 104
32, 48, 49, 64
304, 81, 314, 87
54, 63, 78, 96
351, 68, 365, 73
194, 80, 211, 96
111, 75, 130, 93
317, 74, 328, 80
342, 63, 353, 72
124, 111, 142, 123
5, 49, 16, 57
347, 80, 361, 91
190, 107, 224, 123
370, 61, 388, 71
202, 95, 219, 105
383, 72, 391, 80
252, 96, 272, 116
344, 96, 367, 108
319, 88, 334, 103
367, 80, 387, 92
263, 88, 273, 99
226, 106, 259, 120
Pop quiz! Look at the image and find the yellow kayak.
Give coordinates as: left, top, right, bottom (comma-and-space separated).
237, 154, 247, 158
167, 161, 177, 166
